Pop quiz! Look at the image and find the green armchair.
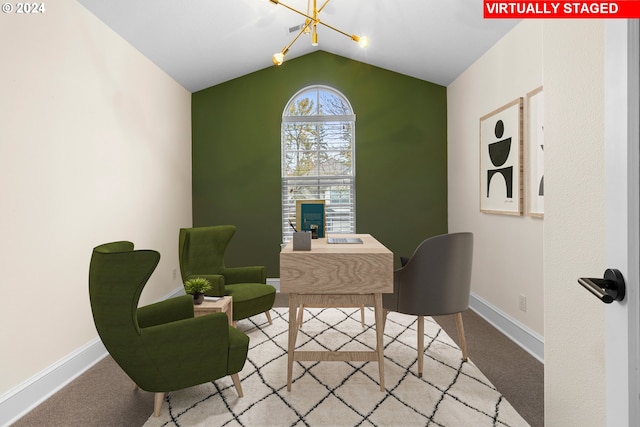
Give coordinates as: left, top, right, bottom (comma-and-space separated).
179, 225, 276, 324
89, 241, 249, 417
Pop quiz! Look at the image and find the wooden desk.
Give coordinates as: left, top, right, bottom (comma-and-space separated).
280, 234, 393, 391
193, 296, 233, 326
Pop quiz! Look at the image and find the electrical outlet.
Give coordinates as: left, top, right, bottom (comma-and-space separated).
172, 268, 177, 280
519, 294, 527, 312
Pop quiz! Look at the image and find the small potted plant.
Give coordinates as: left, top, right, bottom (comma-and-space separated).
184, 277, 212, 305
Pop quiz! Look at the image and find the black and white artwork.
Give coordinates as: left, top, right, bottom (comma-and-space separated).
526, 87, 544, 217
480, 98, 523, 215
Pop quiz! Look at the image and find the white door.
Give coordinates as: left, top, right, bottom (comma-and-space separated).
604, 19, 639, 427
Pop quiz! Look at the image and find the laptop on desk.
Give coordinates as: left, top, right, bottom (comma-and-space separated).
327, 237, 363, 244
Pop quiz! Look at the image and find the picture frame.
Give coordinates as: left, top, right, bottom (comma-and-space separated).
296, 199, 326, 238
479, 98, 523, 215
525, 87, 544, 217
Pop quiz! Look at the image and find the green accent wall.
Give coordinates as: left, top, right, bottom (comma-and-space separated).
192, 51, 447, 277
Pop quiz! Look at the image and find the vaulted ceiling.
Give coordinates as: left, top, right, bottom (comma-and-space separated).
78, 0, 519, 93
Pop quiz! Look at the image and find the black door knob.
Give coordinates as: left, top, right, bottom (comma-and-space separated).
578, 268, 626, 304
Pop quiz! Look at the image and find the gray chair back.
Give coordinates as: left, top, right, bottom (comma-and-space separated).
383, 232, 474, 316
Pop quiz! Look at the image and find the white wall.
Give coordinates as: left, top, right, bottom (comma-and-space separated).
543, 20, 606, 425
450, 18, 609, 424
447, 20, 544, 337
0, 0, 192, 404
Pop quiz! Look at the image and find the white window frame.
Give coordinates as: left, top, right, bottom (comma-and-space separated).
281, 85, 356, 243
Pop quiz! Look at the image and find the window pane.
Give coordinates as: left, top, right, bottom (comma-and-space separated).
319, 91, 350, 116
284, 152, 320, 177
283, 122, 318, 152
318, 151, 352, 175
287, 93, 316, 116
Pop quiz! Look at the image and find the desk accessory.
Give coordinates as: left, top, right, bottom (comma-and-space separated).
327, 237, 363, 244
292, 231, 311, 251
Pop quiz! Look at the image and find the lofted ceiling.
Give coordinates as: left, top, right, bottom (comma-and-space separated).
77, 0, 519, 93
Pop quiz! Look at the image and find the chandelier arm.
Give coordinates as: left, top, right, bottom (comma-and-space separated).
270, 0, 316, 22
270, 0, 330, 22
317, 20, 356, 40
317, 0, 330, 14
282, 19, 313, 53
271, 0, 350, 39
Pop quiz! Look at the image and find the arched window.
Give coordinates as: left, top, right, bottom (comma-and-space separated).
281, 85, 356, 242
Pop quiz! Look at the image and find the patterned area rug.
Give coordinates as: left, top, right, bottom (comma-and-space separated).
144, 307, 529, 427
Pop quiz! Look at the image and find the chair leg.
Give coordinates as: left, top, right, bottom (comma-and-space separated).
153, 392, 165, 417
297, 304, 305, 328
360, 305, 365, 327
417, 315, 424, 378
382, 309, 388, 333
265, 310, 273, 325
455, 312, 468, 362
231, 373, 244, 397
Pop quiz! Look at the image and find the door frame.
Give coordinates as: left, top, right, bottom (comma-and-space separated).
605, 19, 640, 427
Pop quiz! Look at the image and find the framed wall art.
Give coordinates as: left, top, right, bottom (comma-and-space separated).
525, 87, 544, 217
479, 98, 523, 215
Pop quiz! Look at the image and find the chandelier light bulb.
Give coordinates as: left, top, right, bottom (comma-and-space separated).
357, 36, 369, 48
272, 52, 285, 66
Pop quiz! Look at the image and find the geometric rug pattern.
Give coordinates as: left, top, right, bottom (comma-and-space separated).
144, 307, 529, 427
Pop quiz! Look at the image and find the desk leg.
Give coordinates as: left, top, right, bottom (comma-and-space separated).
374, 293, 385, 391
287, 293, 299, 392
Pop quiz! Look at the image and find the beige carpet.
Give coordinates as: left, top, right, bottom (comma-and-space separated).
144, 307, 529, 427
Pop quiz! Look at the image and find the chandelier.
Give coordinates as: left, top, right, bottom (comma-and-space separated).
269, 0, 369, 66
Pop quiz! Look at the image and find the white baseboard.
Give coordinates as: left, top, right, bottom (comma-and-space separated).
0, 338, 108, 427
267, 277, 280, 292
0, 286, 186, 427
469, 292, 545, 363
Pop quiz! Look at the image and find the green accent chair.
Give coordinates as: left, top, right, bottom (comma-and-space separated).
179, 225, 276, 325
89, 241, 249, 417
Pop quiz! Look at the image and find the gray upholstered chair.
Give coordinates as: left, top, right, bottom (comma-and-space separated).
383, 232, 474, 377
